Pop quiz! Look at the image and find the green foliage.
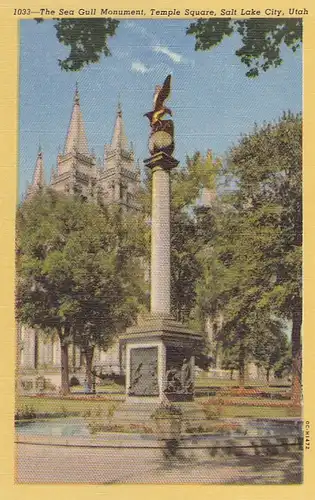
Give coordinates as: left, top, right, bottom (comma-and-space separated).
187, 18, 302, 77
170, 152, 222, 325
17, 189, 145, 337
226, 112, 302, 319
220, 345, 239, 373
201, 398, 224, 420
36, 18, 120, 71
253, 318, 291, 380
196, 113, 302, 393
16, 189, 147, 391
274, 350, 292, 378
151, 403, 182, 418
69, 376, 80, 387
106, 402, 117, 421
36, 19, 300, 78
15, 405, 36, 421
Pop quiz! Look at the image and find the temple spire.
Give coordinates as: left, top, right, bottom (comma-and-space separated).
32, 147, 45, 188
64, 84, 89, 155
110, 100, 129, 152
26, 147, 45, 199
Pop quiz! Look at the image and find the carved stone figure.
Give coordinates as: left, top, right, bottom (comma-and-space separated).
181, 358, 193, 393
165, 366, 181, 393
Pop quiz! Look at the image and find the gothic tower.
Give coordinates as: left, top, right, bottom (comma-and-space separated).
50, 85, 97, 200
21, 88, 142, 387
26, 145, 45, 199
99, 101, 140, 210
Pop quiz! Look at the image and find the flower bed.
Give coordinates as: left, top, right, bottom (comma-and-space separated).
201, 397, 300, 408
217, 387, 291, 399
185, 421, 244, 435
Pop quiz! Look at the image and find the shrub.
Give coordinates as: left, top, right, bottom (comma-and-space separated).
44, 378, 57, 392
107, 403, 117, 421
201, 398, 224, 420
69, 376, 80, 387
151, 402, 182, 419
35, 376, 45, 392
59, 404, 68, 417
21, 379, 33, 392
15, 405, 36, 421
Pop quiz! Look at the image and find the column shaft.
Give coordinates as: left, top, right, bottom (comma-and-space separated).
151, 166, 171, 315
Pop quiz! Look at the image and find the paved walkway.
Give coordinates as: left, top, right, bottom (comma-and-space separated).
16, 444, 302, 484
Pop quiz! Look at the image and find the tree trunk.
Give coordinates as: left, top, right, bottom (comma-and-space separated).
266, 368, 270, 386
291, 301, 302, 405
238, 342, 245, 388
230, 369, 234, 380
85, 346, 95, 392
60, 340, 70, 396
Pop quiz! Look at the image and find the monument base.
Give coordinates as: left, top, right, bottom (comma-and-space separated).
119, 314, 203, 403
163, 393, 193, 402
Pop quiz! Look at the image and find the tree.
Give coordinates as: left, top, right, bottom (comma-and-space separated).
170, 152, 222, 325
70, 206, 147, 389
35, 18, 301, 76
197, 112, 302, 395
252, 317, 290, 384
274, 346, 292, 379
227, 112, 302, 401
16, 189, 146, 394
35, 18, 120, 71
220, 345, 239, 380
186, 18, 302, 77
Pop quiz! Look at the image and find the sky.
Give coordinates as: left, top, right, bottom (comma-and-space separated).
19, 19, 302, 198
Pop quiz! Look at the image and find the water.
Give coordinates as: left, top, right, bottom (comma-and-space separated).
244, 418, 302, 437
15, 417, 303, 439
16, 418, 90, 437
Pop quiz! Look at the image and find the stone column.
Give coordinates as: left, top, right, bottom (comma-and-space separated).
53, 337, 61, 367
38, 336, 45, 367
21, 327, 36, 368
75, 346, 81, 368
144, 152, 178, 316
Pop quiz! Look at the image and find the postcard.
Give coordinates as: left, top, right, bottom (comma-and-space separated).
0, 0, 314, 498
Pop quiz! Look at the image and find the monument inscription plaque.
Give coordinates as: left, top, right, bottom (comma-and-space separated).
129, 347, 159, 396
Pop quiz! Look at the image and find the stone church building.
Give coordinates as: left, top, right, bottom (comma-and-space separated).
18, 86, 141, 392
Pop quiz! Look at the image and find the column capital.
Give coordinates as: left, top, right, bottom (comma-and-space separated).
144, 152, 179, 172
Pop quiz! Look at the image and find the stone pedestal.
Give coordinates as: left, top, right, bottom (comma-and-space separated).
120, 315, 202, 403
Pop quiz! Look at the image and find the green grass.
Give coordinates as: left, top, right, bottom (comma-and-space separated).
16, 393, 301, 420
16, 395, 123, 415
195, 375, 290, 391
70, 383, 124, 392
219, 405, 301, 418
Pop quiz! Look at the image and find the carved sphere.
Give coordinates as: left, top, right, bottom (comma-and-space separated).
149, 131, 174, 156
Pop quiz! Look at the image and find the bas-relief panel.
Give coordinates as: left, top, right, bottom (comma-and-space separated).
129, 346, 159, 396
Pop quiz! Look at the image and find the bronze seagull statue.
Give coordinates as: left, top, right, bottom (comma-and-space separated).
144, 74, 172, 129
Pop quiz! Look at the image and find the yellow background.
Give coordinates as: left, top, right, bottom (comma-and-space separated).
0, 0, 314, 497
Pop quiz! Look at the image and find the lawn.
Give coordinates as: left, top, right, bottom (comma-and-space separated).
16, 393, 301, 420
195, 374, 291, 390
198, 400, 301, 418
16, 395, 123, 416
220, 405, 301, 418
70, 383, 124, 393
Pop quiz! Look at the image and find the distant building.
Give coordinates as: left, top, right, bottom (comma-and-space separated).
18, 87, 140, 392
